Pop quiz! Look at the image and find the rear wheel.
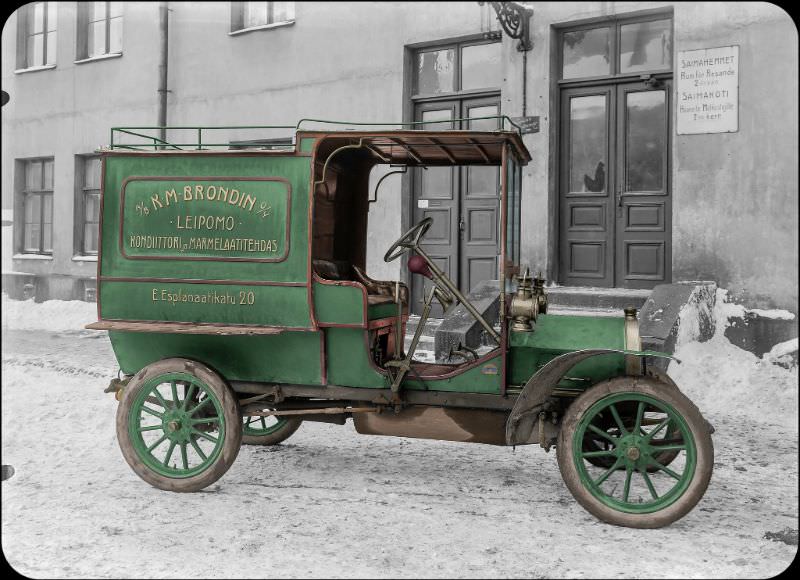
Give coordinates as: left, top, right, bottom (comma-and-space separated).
116, 358, 242, 492
557, 376, 713, 528
242, 415, 302, 445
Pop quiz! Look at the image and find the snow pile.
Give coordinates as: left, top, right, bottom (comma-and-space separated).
1, 292, 97, 332
670, 289, 798, 425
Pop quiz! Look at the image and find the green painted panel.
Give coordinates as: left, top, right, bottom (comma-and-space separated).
508, 314, 626, 387
403, 354, 503, 394
299, 138, 316, 152
121, 178, 289, 261
367, 301, 397, 320
313, 282, 365, 326
101, 155, 310, 283
325, 327, 387, 388
101, 281, 311, 327
109, 330, 323, 384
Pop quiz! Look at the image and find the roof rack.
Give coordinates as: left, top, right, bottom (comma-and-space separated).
108, 116, 523, 151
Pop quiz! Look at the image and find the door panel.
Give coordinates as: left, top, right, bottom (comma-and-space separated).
615, 81, 671, 287
559, 87, 615, 287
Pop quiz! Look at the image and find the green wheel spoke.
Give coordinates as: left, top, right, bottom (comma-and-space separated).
189, 436, 207, 461
141, 406, 163, 419
152, 388, 170, 410
641, 470, 659, 500
647, 457, 682, 480
138, 424, 163, 433
189, 398, 212, 416
649, 444, 686, 452
622, 467, 633, 502
191, 428, 218, 444
163, 440, 177, 466
588, 424, 618, 445
645, 417, 671, 442
147, 434, 168, 452
170, 381, 178, 408
594, 458, 623, 486
181, 384, 196, 411
582, 450, 617, 458
633, 402, 645, 435
608, 404, 628, 435
180, 443, 189, 470
191, 416, 220, 425
260, 417, 268, 430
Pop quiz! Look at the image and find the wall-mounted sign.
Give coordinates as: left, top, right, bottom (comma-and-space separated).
677, 45, 739, 134
510, 116, 540, 135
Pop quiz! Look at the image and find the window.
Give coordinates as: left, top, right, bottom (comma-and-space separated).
77, 1, 123, 60
77, 156, 102, 255
414, 39, 501, 97
20, 159, 54, 255
16, 2, 57, 69
559, 15, 673, 80
231, 2, 295, 33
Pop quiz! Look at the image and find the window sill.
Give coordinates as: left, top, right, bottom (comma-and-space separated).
14, 64, 57, 75
229, 20, 295, 36
13, 253, 53, 260
74, 52, 123, 65
72, 255, 98, 262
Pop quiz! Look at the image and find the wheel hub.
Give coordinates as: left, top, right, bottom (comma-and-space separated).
626, 447, 640, 461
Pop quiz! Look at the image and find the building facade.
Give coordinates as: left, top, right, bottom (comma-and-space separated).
2, 1, 797, 314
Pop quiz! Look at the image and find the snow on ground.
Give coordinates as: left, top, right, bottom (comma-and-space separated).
1, 292, 798, 578
1, 292, 97, 333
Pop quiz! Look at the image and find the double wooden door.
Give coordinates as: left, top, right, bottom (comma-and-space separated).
411, 96, 501, 316
559, 79, 672, 288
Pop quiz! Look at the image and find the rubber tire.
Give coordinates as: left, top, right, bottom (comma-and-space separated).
242, 417, 302, 445
556, 376, 714, 528
116, 358, 243, 492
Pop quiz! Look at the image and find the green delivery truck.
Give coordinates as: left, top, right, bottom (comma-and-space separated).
89, 120, 714, 528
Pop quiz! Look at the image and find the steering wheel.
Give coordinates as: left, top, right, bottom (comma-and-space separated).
383, 217, 433, 263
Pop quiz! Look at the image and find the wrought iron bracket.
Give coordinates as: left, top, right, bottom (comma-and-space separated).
479, 1, 533, 52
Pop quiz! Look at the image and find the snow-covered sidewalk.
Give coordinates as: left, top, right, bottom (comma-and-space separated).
1, 291, 797, 578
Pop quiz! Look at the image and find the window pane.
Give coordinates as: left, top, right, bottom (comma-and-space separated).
46, 31, 57, 65
85, 192, 101, 221
25, 194, 41, 222
569, 95, 607, 193
43, 195, 53, 223
31, 2, 45, 33
244, 2, 268, 27
563, 27, 610, 79
43, 226, 53, 252
26, 161, 42, 190
109, 1, 123, 18
47, 2, 57, 31
420, 108, 453, 130
43, 159, 54, 188
416, 49, 455, 95
626, 90, 666, 191
29, 34, 44, 67
461, 43, 501, 91
91, 1, 107, 21
84, 224, 99, 253
109, 16, 123, 53
89, 20, 106, 56
25, 223, 41, 252
620, 19, 672, 73
419, 108, 454, 198
467, 105, 500, 131
84, 157, 101, 188
272, 2, 294, 22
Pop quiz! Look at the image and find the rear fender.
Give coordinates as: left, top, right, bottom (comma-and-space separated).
505, 348, 677, 446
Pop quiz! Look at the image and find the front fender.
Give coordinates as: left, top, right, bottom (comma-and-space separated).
505, 348, 677, 446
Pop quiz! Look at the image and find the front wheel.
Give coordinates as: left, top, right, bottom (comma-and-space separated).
557, 376, 713, 528
116, 358, 242, 492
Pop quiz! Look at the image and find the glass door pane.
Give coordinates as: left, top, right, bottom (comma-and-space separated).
569, 95, 608, 193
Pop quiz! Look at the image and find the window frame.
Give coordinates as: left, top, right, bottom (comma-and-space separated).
16, 1, 57, 71
411, 37, 502, 101
557, 12, 674, 86
76, 1, 124, 62
230, 1, 295, 35
75, 155, 102, 257
19, 158, 55, 256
